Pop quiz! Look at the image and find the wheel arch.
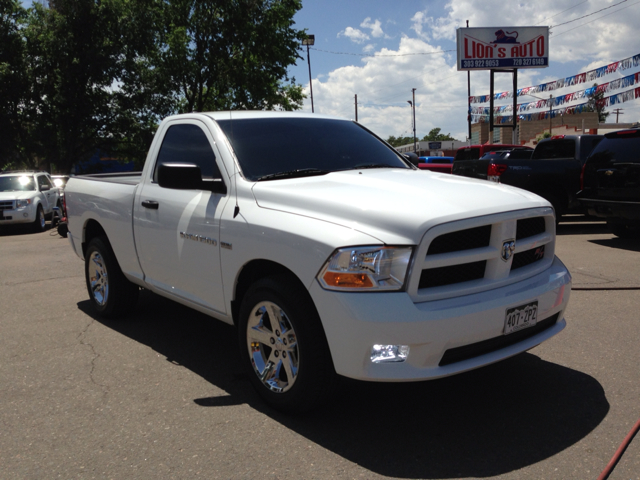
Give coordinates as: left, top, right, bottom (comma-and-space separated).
81, 219, 109, 258
231, 259, 316, 328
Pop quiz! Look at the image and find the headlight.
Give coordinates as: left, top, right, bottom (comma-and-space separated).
318, 246, 413, 291
16, 199, 31, 208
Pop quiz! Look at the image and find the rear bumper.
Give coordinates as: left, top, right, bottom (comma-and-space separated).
578, 197, 640, 220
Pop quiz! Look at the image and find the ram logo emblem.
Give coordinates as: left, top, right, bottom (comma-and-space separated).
501, 240, 516, 262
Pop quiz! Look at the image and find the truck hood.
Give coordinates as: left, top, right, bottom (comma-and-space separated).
0, 191, 35, 201
251, 169, 549, 244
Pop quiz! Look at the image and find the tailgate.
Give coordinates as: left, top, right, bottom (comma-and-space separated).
595, 163, 640, 200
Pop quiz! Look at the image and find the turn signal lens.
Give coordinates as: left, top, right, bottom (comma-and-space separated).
322, 272, 374, 288
318, 246, 413, 291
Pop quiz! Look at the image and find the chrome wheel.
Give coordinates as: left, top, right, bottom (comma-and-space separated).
88, 251, 109, 306
246, 301, 299, 393
38, 209, 45, 229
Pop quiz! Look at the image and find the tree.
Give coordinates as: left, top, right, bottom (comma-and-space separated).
158, 0, 305, 113
385, 135, 414, 147
421, 128, 457, 142
585, 83, 610, 123
4, 0, 307, 173
0, 0, 29, 169
18, 0, 164, 173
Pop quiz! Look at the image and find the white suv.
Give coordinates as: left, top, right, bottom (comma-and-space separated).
0, 171, 61, 232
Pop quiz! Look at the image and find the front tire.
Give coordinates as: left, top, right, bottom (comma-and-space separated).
85, 236, 139, 318
238, 276, 335, 412
32, 205, 46, 233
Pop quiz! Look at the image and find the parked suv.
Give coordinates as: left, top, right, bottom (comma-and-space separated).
0, 171, 61, 232
578, 128, 640, 238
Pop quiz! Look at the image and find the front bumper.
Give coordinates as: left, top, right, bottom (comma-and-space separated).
311, 256, 571, 381
0, 205, 36, 225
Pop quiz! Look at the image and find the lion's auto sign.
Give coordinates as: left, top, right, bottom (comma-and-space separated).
457, 27, 549, 71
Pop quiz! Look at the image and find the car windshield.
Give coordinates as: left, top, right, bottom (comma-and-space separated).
216, 117, 411, 181
0, 175, 36, 192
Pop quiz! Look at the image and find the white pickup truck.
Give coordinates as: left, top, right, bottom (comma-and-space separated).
65, 112, 572, 411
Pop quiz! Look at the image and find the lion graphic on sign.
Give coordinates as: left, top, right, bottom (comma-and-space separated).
492, 29, 519, 44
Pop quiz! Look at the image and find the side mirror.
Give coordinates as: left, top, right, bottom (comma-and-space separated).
403, 152, 420, 167
40, 184, 51, 191
158, 163, 227, 194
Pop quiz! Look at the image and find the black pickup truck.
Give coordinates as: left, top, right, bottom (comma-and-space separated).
452, 134, 603, 218
578, 128, 640, 238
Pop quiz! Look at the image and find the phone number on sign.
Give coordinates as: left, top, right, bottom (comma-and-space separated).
513, 58, 546, 66
462, 59, 500, 68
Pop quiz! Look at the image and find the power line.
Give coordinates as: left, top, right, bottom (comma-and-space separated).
550, 0, 629, 29
552, 0, 640, 37
535, 0, 590, 25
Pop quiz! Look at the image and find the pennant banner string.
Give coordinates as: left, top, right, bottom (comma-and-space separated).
470, 53, 640, 104
470, 86, 640, 122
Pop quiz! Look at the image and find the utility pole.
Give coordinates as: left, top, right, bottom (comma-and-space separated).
466, 20, 471, 141
355, 94, 358, 121
411, 88, 417, 153
549, 94, 553, 136
613, 108, 624, 123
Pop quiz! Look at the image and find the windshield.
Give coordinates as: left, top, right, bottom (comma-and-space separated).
216, 117, 411, 181
0, 175, 36, 192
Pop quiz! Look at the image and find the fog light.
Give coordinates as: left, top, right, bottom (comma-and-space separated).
371, 344, 409, 363
23, 213, 29, 218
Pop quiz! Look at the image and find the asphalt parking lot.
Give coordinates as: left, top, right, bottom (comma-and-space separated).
1, 217, 639, 479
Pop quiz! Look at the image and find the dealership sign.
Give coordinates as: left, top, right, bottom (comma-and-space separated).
456, 27, 549, 71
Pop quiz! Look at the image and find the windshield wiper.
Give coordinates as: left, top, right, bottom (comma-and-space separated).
256, 168, 330, 181
347, 163, 399, 170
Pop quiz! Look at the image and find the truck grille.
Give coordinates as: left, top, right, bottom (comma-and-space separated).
419, 261, 486, 289
0, 200, 15, 211
516, 216, 546, 240
427, 225, 492, 255
408, 209, 555, 302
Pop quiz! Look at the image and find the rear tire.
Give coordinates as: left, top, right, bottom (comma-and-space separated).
85, 236, 139, 318
238, 275, 335, 413
607, 219, 640, 239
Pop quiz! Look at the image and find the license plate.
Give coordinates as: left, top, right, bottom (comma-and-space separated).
504, 301, 538, 335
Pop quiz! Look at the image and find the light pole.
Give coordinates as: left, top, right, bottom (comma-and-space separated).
302, 35, 315, 113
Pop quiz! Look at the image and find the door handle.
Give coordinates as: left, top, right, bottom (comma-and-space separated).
142, 200, 159, 209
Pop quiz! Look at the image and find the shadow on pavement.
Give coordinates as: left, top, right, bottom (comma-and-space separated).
589, 237, 640, 253
0, 223, 53, 236
82, 290, 609, 479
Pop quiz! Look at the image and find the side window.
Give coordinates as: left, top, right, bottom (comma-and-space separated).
37, 175, 52, 190
153, 123, 221, 182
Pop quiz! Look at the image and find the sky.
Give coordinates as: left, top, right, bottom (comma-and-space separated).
286, 0, 640, 141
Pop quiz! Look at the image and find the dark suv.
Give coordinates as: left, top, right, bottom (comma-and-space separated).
578, 128, 640, 238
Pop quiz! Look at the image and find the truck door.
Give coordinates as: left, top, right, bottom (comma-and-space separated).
133, 120, 229, 315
